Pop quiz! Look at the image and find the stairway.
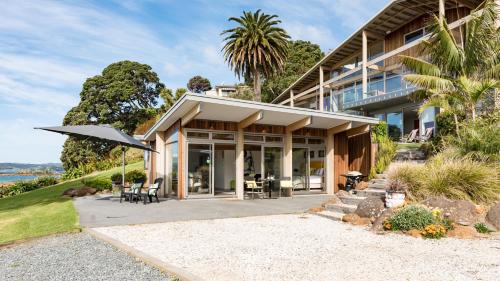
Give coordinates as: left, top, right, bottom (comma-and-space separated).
314, 174, 388, 221
394, 147, 426, 163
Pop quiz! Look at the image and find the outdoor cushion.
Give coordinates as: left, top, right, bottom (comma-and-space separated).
130, 183, 142, 194
148, 183, 159, 195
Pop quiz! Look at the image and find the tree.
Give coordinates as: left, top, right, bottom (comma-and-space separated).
61, 60, 164, 169
401, 0, 499, 132
262, 40, 323, 102
187, 76, 212, 93
221, 9, 290, 102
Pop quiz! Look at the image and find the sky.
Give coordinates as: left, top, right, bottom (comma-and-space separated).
0, 0, 389, 164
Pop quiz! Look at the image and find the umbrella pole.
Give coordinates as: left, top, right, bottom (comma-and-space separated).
122, 145, 126, 187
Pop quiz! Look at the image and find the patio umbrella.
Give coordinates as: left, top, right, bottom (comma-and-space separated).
35, 124, 154, 185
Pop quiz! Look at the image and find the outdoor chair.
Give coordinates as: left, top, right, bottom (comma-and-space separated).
418, 127, 434, 142
279, 177, 297, 198
120, 181, 143, 203
245, 180, 264, 199
142, 178, 163, 204
128, 181, 145, 203
401, 129, 419, 143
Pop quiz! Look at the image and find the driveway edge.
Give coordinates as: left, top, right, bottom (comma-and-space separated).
84, 228, 204, 281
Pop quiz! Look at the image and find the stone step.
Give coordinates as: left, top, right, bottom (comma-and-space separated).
325, 202, 358, 214
338, 195, 366, 205
313, 210, 344, 221
355, 188, 386, 198
374, 174, 388, 179
368, 183, 387, 189
369, 178, 387, 184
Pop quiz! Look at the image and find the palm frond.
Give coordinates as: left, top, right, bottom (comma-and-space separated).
399, 55, 441, 76
404, 74, 455, 92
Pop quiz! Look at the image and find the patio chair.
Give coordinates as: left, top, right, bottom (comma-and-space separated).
418, 127, 434, 142
401, 129, 418, 143
119, 181, 143, 203
280, 177, 297, 198
245, 180, 264, 199
128, 181, 145, 203
142, 178, 163, 204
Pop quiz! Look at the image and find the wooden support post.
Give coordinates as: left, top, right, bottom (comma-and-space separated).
362, 30, 368, 97
177, 127, 185, 199
319, 66, 324, 111
155, 131, 166, 197
325, 130, 335, 195
236, 127, 244, 200
290, 90, 294, 107
439, 0, 445, 22
283, 129, 293, 180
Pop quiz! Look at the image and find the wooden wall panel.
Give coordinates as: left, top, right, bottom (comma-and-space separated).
348, 132, 372, 177
178, 126, 185, 199
334, 132, 349, 191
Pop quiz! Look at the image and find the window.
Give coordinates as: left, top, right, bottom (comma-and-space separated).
404, 28, 425, 44
244, 134, 264, 142
308, 138, 324, 145
292, 137, 306, 144
187, 131, 209, 139
212, 133, 234, 141
265, 136, 282, 143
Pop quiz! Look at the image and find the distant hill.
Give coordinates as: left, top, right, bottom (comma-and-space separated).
0, 163, 64, 174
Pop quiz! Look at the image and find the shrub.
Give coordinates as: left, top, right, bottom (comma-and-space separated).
474, 223, 491, 234
0, 176, 59, 198
387, 179, 408, 193
36, 176, 58, 187
111, 173, 123, 183
81, 178, 112, 191
421, 224, 447, 239
125, 170, 147, 183
370, 122, 397, 178
387, 205, 435, 231
389, 150, 499, 204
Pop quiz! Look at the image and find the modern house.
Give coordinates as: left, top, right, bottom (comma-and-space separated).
271, 0, 484, 140
205, 84, 251, 97
142, 94, 378, 199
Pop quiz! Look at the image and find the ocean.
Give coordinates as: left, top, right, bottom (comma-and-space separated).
0, 175, 38, 183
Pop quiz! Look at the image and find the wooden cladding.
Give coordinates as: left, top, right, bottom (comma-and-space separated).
183, 119, 326, 137
334, 131, 372, 191
384, 7, 470, 67
334, 132, 349, 191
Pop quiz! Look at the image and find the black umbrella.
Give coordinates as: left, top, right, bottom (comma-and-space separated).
35, 124, 154, 185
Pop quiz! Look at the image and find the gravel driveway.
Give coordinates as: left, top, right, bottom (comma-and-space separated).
94, 214, 500, 281
0, 233, 174, 281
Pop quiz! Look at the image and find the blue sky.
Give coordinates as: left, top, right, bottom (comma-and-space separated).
0, 0, 389, 163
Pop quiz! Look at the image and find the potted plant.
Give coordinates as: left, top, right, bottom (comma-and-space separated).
110, 172, 123, 196
385, 179, 407, 208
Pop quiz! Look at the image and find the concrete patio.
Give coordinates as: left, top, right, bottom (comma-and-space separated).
74, 194, 332, 227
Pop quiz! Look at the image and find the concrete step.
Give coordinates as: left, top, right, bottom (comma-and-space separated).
368, 183, 387, 189
369, 179, 387, 184
338, 195, 366, 205
326, 202, 358, 214
313, 210, 344, 221
355, 188, 386, 198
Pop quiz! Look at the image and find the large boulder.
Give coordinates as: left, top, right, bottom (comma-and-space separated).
371, 208, 395, 232
422, 196, 479, 226
62, 187, 97, 197
355, 197, 385, 219
62, 188, 76, 196
342, 213, 360, 223
486, 204, 500, 230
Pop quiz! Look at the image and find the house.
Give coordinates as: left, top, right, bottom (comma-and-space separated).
205, 84, 251, 97
271, 0, 484, 140
142, 93, 378, 199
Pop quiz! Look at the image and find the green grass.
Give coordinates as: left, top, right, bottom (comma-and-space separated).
0, 161, 143, 244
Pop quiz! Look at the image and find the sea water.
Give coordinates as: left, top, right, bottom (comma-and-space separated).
0, 175, 38, 183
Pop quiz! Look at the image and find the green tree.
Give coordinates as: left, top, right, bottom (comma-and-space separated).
61, 60, 164, 169
221, 9, 290, 102
401, 0, 499, 132
262, 40, 323, 102
187, 75, 212, 93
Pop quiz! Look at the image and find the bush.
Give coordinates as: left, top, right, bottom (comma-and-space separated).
421, 224, 447, 239
81, 178, 112, 191
474, 223, 491, 234
370, 122, 397, 177
111, 173, 123, 183
387, 205, 435, 231
389, 150, 499, 204
125, 170, 147, 183
0, 176, 59, 198
36, 176, 58, 187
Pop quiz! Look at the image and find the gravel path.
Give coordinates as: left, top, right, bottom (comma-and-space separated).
0, 233, 174, 281
95, 214, 500, 281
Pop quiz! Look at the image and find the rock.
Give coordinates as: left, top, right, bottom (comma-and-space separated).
486, 204, 500, 230
371, 208, 395, 232
336, 190, 350, 197
407, 229, 422, 238
447, 225, 477, 239
321, 195, 339, 207
422, 196, 479, 226
84, 187, 98, 195
352, 217, 372, 225
355, 197, 385, 218
309, 207, 324, 213
342, 213, 360, 223
355, 181, 369, 190
62, 188, 76, 196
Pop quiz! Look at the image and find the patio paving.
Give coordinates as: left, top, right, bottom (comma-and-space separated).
74, 194, 332, 227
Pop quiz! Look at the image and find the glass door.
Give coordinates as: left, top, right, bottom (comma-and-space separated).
292, 147, 308, 190
387, 111, 403, 141
213, 144, 236, 195
263, 146, 282, 179
187, 143, 212, 196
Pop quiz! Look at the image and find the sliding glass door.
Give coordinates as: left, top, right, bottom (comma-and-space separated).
187, 143, 212, 196
263, 146, 282, 179
292, 148, 308, 190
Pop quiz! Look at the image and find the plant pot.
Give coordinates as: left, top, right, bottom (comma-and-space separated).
385, 191, 405, 208
111, 182, 122, 197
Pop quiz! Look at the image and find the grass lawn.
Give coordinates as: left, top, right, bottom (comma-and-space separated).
0, 161, 143, 244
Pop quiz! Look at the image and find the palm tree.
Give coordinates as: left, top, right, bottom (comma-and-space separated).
400, 0, 499, 130
221, 10, 290, 102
